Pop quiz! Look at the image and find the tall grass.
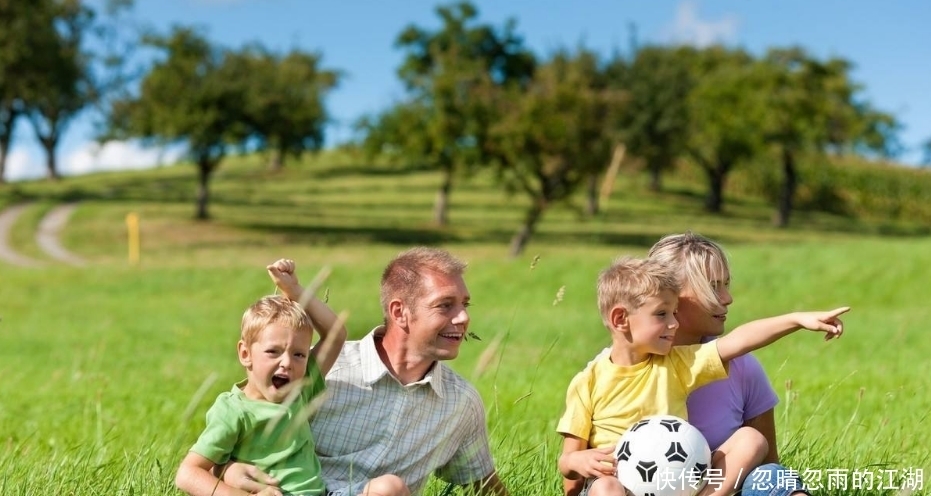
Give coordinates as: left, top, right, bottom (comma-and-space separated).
1, 157, 929, 494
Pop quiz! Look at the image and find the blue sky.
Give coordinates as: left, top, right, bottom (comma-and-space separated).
7, 0, 930, 180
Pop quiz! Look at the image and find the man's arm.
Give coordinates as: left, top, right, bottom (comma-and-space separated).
267, 259, 347, 375
465, 471, 509, 496
716, 307, 848, 363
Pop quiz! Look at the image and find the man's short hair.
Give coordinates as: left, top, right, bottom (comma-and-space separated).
380, 247, 468, 315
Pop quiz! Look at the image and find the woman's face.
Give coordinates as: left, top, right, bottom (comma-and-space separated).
673, 268, 733, 345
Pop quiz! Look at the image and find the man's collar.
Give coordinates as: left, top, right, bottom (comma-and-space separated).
360, 326, 445, 397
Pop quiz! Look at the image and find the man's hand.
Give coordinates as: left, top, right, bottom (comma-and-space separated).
267, 258, 302, 299
221, 462, 281, 494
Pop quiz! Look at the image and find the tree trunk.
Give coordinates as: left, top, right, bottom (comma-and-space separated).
195, 159, 214, 220
648, 162, 662, 192
774, 146, 797, 228
433, 165, 452, 226
268, 147, 284, 172
703, 161, 728, 213
508, 200, 545, 257
585, 173, 599, 216
0, 109, 17, 184
42, 138, 60, 181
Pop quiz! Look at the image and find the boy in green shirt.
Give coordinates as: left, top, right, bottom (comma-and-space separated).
176, 259, 347, 496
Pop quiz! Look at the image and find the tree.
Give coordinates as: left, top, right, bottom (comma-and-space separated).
757, 48, 830, 227
759, 48, 901, 226
0, 0, 37, 183
24, 0, 97, 180
923, 138, 931, 166
614, 45, 694, 192
235, 46, 341, 170
108, 27, 249, 219
385, 1, 535, 226
490, 49, 622, 256
0, 0, 76, 182
684, 46, 763, 213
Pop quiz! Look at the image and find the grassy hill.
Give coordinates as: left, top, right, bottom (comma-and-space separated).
1, 153, 929, 495
4, 151, 928, 264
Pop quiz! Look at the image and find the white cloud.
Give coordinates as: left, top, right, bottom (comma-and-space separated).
6, 148, 45, 182
61, 140, 186, 177
662, 0, 739, 48
3, 140, 186, 183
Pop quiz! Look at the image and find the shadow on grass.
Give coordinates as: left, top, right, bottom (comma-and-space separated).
309, 162, 436, 180
241, 222, 464, 246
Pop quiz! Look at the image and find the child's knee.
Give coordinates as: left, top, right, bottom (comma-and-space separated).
588, 476, 627, 496
733, 426, 769, 461
361, 474, 410, 496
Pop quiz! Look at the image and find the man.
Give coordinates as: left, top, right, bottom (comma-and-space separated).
226, 247, 508, 496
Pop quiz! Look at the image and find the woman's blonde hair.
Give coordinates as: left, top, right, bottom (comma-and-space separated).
648, 231, 730, 313
241, 295, 314, 345
597, 256, 680, 327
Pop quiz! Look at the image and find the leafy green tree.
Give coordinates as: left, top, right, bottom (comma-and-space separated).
23, 0, 96, 180
490, 49, 622, 256
759, 48, 901, 226
356, 101, 431, 167
757, 48, 829, 227
615, 45, 694, 192
0, 0, 41, 183
108, 27, 250, 219
0, 0, 91, 182
684, 46, 763, 213
235, 46, 341, 170
384, 0, 535, 226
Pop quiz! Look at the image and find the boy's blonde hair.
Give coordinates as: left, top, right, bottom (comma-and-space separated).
597, 256, 680, 326
241, 295, 314, 345
380, 247, 467, 315
648, 231, 730, 313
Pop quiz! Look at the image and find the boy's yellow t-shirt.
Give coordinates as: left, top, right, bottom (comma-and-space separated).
557, 342, 726, 449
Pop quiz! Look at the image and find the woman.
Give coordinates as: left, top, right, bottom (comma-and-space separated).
648, 231, 809, 496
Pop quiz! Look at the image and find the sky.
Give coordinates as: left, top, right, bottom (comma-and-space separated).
6, 0, 931, 181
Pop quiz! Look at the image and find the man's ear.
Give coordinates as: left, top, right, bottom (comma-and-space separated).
238, 340, 252, 368
387, 299, 408, 329
609, 305, 630, 332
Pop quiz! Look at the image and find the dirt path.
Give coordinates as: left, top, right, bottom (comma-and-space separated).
0, 203, 44, 267
0, 202, 87, 268
37, 203, 86, 266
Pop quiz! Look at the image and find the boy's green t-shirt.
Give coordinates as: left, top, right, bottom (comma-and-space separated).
192, 359, 327, 495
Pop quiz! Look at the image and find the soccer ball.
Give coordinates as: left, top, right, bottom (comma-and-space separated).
613, 415, 711, 496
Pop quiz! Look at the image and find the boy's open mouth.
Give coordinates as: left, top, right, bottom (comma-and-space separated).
271, 375, 290, 389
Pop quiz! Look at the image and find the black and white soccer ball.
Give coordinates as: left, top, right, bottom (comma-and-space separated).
613, 415, 711, 496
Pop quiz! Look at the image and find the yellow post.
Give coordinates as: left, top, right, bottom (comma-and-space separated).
126, 212, 140, 265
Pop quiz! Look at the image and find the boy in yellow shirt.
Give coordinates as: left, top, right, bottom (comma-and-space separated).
557, 256, 847, 496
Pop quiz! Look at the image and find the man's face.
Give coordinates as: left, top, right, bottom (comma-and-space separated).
404, 269, 471, 362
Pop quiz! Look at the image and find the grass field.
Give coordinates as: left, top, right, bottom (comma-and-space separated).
1, 155, 929, 495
